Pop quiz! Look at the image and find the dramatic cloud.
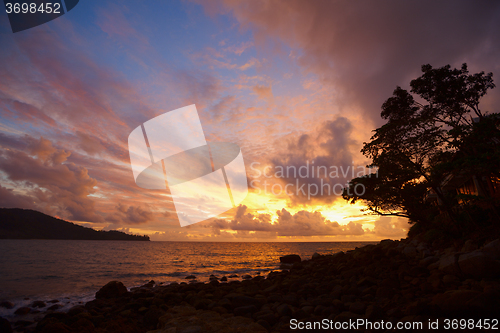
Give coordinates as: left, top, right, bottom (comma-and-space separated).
0, 185, 37, 210
107, 203, 153, 225
207, 205, 365, 237
1, 1, 498, 240
76, 132, 106, 156
249, 116, 369, 206
0, 137, 102, 222
198, 0, 500, 125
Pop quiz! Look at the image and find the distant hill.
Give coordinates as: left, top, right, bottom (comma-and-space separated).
0, 208, 150, 241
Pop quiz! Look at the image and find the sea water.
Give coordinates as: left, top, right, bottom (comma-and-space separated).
0, 240, 375, 319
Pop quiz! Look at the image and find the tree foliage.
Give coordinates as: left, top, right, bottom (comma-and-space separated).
343, 63, 498, 231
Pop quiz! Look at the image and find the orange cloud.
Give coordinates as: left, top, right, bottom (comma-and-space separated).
0, 137, 101, 222
207, 204, 365, 237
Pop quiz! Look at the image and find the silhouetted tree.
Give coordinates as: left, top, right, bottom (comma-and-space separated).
344, 64, 497, 230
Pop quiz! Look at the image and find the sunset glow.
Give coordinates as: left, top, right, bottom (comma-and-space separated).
1, 0, 499, 241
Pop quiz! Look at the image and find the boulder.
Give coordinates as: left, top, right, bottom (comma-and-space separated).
441, 274, 460, 285
95, 281, 128, 299
233, 305, 258, 316
230, 295, 261, 308
458, 250, 500, 278
14, 306, 30, 315
276, 303, 293, 317
402, 245, 417, 257
419, 255, 438, 267
312, 252, 322, 260
436, 253, 460, 274
465, 290, 500, 317
0, 317, 12, 333
31, 300, 46, 308
431, 290, 481, 316
279, 254, 301, 264
67, 305, 87, 316
461, 239, 478, 252
140, 280, 155, 288
365, 304, 384, 320
35, 317, 71, 333
481, 239, 500, 259
349, 301, 366, 315
48, 304, 62, 311
0, 301, 14, 309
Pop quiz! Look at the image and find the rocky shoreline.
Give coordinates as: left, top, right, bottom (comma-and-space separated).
2, 237, 500, 333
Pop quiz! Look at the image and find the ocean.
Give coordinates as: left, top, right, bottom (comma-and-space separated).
0, 240, 375, 319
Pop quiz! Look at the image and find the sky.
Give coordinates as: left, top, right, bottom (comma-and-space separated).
1, 0, 499, 241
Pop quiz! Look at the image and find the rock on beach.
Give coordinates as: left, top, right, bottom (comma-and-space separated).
5, 237, 500, 333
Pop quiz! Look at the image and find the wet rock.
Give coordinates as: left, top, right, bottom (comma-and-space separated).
481, 238, 500, 259
255, 312, 277, 326
193, 298, 212, 310
267, 294, 282, 303
461, 239, 478, 252
312, 252, 322, 260
334, 311, 362, 321
48, 304, 62, 311
234, 305, 258, 316
30, 300, 46, 308
416, 242, 431, 256
466, 290, 500, 317
442, 274, 460, 285
458, 250, 500, 278
220, 276, 227, 282
0, 301, 14, 309
143, 306, 165, 329
402, 245, 417, 257
312, 305, 325, 316
282, 294, 298, 306
36, 317, 72, 333
436, 253, 460, 275
140, 280, 155, 288
0, 317, 12, 333
242, 275, 252, 280
180, 326, 203, 333
185, 275, 196, 280
341, 294, 356, 303
256, 319, 271, 331
279, 254, 301, 264
14, 307, 30, 315
231, 295, 261, 308
301, 305, 314, 315
431, 290, 481, 316
419, 256, 438, 267
375, 287, 395, 299
157, 305, 267, 333
276, 304, 293, 317
95, 281, 128, 299
348, 301, 366, 314
365, 304, 384, 319
67, 305, 87, 316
